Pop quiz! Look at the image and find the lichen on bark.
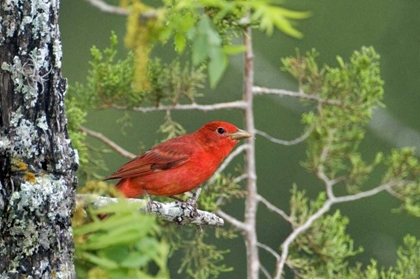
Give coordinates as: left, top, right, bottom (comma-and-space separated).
0, 0, 78, 278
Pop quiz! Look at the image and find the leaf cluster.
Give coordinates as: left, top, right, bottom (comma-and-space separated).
161, 225, 233, 279
74, 200, 169, 279
385, 148, 420, 216
199, 172, 246, 212
283, 47, 385, 180
123, 0, 309, 87
346, 235, 420, 279
289, 186, 363, 278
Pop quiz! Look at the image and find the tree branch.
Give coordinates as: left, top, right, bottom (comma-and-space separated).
257, 242, 280, 261
216, 209, 248, 232
243, 22, 260, 279
257, 195, 295, 225
85, 0, 130, 15
206, 144, 250, 186
79, 126, 136, 159
112, 101, 248, 112
76, 194, 224, 227
255, 124, 314, 146
252, 86, 341, 106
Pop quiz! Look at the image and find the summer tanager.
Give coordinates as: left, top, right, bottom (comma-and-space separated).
104, 121, 251, 198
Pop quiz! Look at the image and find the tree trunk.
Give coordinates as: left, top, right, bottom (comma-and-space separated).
0, 1, 77, 278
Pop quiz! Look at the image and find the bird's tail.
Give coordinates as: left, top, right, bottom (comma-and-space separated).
116, 178, 144, 198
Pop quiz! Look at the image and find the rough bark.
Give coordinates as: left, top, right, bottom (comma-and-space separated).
0, 1, 77, 278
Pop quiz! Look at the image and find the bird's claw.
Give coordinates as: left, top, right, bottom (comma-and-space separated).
144, 189, 159, 213
180, 197, 198, 218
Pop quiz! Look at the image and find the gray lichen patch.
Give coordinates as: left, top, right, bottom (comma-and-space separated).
9, 110, 40, 160
5, 174, 72, 256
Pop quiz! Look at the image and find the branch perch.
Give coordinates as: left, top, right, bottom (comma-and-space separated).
76, 194, 224, 227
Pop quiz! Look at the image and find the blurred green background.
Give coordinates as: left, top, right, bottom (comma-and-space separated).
60, 1, 420, 278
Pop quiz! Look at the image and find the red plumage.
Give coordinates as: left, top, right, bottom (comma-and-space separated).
104, 121, 251, 198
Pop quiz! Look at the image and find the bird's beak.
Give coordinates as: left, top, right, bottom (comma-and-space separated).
230, 129, 252, 140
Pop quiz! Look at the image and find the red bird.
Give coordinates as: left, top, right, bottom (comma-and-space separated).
104, 121, 251, 198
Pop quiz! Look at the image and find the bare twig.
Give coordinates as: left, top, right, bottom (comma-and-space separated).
79, 126, 136, 159
112, 101, 248, 113
257, 242, 280, 261
253, 86, 341, 106
256, 124, 314, 146
216, 209, 248, 231
257, 195, 295, 225
206, 144, 250, 186
76, 194, 224, 226
260, 264, 273, 279
86, 0, 130, 15
233, 173, 248, 184
334, 182, 396, 203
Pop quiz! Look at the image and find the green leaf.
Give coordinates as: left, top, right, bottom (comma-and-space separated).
192, 34, 209, 65
175, 33, 187, 53
82, 252, 119, 270
208, 46, 227, 88
223, 45, 246, 55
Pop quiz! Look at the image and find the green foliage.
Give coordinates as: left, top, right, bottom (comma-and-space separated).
281, 48, 419, 202
74, 201, 169, 279
158, 113, 187, 141
66, 96, 88, 167
69, 31, 141, 108
123, 0, 308, 87
162, 225, 233, 279
178, 232, 233, 278
147, 58, 205, 106
189, 15, 228, 87
199, 172, 246, 212
250, 1, 311, 37
346, 235, 420, 279
68, 32, 205, 110
282, 47, 384, 179
283, 48, 420, 277
289, 186, 363, 278
385, 148, 420, 217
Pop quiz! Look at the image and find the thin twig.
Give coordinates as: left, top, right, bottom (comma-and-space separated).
233, 173, 248, 184
86, 0, 130, 15
112, 101, 248, 113
206, 144, 250, 186
257, 195, 295, 225
253, 86, 341, 106
79, 126, 136, 159
216, 209, 248, 232
260, 264, 273, 279
257, 242, 280, 261
255, 124, 314, 146
334, 182, 396, 203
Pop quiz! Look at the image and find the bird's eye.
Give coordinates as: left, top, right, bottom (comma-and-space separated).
217, 127, 225, 134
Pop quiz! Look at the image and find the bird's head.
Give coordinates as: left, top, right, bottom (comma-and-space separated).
194, 121, 251, 156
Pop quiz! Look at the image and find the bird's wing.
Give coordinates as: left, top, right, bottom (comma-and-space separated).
104, 140, 193, 180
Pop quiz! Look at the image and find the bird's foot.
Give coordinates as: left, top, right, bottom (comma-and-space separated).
144, 190, 158, 213
180, 196, 198, 219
